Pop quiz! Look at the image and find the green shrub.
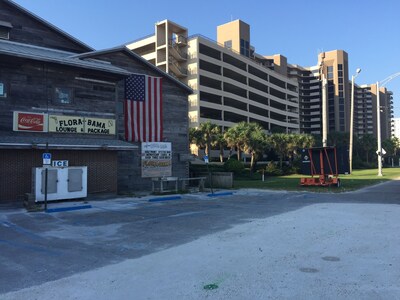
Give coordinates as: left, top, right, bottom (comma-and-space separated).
353, 157, 376, 169
224, 159, 245, 174
265, 161, 283, 176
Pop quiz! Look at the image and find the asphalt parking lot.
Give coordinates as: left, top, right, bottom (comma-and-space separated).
1, 181, 400, 299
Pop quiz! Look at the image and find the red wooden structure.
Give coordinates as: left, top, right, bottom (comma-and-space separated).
300, 147, 341, 187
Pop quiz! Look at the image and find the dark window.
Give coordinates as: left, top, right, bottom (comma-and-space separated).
224, 82, 247, 98
223, 67, 247, 84
200, 106, 222, 120
200, 92, 222, 105
249, 78, 268, 93
338, 64, 343, 70
54, 87, 73, 104
223, 53, 247, 71
248, 65, 268, 81
240, 39, 250, 57
270, 87, 286, 100
327, 66, 334, 79
249, 91, 268, 105
338, 78, 343, 84
199, 43, 221, 60
200, 75, 221, 90
249, 105, 269, 118
200, 59, 221, 75
224, 97, 247, 110
269, 76, 286, 89
224, 111, 247, 123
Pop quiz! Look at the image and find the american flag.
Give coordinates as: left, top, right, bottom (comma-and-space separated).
124, 74, 163, 142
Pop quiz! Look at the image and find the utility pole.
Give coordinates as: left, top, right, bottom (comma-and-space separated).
320, 53, 328, 147
322, 75, 328, 147
376, 81, 383, 177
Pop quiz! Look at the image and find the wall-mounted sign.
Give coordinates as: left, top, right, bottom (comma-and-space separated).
141, 142, 172, 178
13, 112, 115, 135
49, 115, 84, 133
52, 160, 69, 167
13, 111, 48, 132
84, 117, 115, 135
48, 115, 115, 135
42, 152, 51, 165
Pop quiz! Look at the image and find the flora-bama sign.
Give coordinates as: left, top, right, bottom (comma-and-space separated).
13, 112, 115, 135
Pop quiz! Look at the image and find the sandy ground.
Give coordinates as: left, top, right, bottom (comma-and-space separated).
3, 202, 400, 300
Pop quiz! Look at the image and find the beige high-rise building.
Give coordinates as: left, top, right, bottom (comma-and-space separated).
127, 19, 299, 134
354, 83, 393, 139
126, 19, 393, 141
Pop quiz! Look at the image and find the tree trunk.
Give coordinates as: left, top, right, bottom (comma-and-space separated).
237, 147, 241, 161
250, 153, 256, 173
219, 147, 224, 163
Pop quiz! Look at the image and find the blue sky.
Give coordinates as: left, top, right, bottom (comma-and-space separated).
12, 0, 400, 116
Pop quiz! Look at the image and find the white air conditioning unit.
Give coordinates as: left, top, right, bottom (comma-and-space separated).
33, 167, 87, 202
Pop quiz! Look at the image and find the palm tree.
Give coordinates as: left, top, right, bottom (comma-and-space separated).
189, 127, 204, 154
224, 122, 248, 160
382, 137, 400, 165
212, 130, 226, 163
292, 134, 315, 159
240, 122, 268, 172
268, 133, 290, 169
358, 134, 376, 164
198, 121, 219, 157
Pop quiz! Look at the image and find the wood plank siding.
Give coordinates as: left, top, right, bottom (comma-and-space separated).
0, 0, 191, 202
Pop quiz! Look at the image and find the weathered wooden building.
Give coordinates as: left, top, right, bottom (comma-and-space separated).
0, 0, 191, 202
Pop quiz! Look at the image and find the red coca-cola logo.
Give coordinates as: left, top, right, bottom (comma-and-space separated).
17, 113, 44, 131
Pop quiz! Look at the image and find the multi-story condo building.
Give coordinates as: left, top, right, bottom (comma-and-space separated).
354, 84, 393, 139
127, 19, 300, 133
127, 19, 394, 141
272, 50, 350, 135
287, 63, 322, 135
354, 84, 375, 136
392, 118, 400, 139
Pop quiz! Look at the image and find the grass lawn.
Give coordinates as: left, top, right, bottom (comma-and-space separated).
233, 168, 400, 192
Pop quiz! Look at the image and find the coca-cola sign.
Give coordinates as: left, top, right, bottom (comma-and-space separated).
13, 112, 47, 132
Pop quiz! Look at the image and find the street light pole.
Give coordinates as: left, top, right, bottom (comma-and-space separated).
376, 81, 383, 176
349, 68, 361, 174
322, 73, 328, 147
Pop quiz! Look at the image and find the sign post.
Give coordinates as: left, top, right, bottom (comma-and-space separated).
204, 155, 213, 194
42, 150, 51, 210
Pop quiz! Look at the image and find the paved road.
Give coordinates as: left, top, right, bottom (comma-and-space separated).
1, 180, 400, 299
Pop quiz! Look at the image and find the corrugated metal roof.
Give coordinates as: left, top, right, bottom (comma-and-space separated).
0, 39, 130, 75
0, 135, 137, 150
